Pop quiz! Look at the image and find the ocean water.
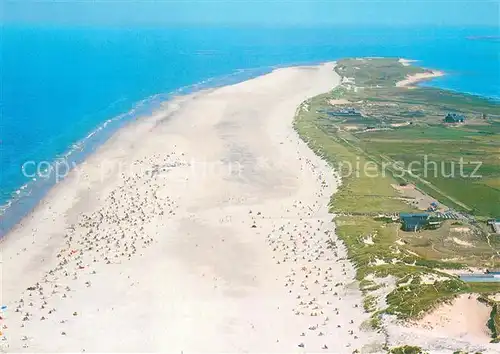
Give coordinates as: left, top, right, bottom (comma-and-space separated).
1, 25, 499, 235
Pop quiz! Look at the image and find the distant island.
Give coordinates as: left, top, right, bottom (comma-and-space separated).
294, 57, 500, 348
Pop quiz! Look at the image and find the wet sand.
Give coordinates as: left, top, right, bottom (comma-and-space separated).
0, 63, 384, 352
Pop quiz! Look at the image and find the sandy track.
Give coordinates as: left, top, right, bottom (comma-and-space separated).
0, 63, 384, 352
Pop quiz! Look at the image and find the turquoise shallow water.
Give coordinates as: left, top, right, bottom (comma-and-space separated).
1, 25, 499, 235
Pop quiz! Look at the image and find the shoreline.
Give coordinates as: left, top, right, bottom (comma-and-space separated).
0, 65, 279, 239
1, 62, 388, 352
0, 95, 195, 242
0, 61, 333, 239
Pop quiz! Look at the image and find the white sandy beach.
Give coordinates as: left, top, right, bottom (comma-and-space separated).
0, 63, 387, 353
398, 58, 417, 67
396, 70, 444, 87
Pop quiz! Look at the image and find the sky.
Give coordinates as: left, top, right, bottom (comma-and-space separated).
1, 0, 499, 27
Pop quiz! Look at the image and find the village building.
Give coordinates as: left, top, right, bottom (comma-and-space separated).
400, 213, 430, 232
487, 218, 500, 234
444, 112, 465, 123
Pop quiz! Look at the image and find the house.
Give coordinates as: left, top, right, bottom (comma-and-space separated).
328, 108, 361, 117
427, 201, 439, 212
427, 220, 442, 230
400, 213, 430, 231
487, 219, 500, 234
486, 269, 500, 275
444, 113, 465, 123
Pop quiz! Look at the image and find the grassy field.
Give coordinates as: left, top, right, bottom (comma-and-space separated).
360, 127, 500, 216
294, 58, 500, 338
317, 58, 500, 217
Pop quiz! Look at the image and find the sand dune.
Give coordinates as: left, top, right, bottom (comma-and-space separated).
0, 63, 385, 352
414, 294, 492, 341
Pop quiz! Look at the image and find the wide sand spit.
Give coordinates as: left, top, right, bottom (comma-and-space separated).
1, 62, 384, 353
0, 62, 495, 353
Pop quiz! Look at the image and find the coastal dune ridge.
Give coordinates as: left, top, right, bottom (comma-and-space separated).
0, 62, 389, 352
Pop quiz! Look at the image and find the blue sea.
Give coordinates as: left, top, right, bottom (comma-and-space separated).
1, 25, 499, 235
